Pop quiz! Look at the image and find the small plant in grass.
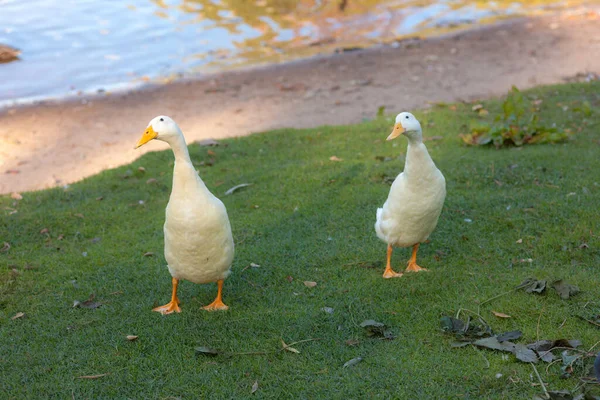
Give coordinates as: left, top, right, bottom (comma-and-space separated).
460, 86, 572, 148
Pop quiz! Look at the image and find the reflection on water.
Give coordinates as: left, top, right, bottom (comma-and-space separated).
0, 0, 596, 104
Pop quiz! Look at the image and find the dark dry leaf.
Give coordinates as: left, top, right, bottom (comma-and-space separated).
73, 294, 102, 309
473, 337, 516, 352
343, 356, 363, 368
195, 346, 220, 356
497, 331, 522, 342
440, 316, 465, 333
513, 344, 538, 363
552, 279, 580, 299
516, 277, 547, 294
224, 183, 252, 195
360, 320, 387, 337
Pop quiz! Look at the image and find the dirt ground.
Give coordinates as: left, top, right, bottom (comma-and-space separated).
1, 9, 599, 195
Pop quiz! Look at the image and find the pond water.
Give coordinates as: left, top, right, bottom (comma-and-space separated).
0, 0, 595, 105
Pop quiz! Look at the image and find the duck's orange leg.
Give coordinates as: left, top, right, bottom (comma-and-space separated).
383, 244, 403, 278
202, 279, 229, 311
405, 243, 428, 272
153, 277, 182, 314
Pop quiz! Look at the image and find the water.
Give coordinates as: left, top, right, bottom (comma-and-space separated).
0, 0, 594, 105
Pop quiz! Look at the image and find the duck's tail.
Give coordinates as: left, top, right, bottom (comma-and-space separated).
374, 208, 386, 242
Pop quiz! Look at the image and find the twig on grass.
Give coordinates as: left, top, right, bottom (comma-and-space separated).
531, 363, 550, 400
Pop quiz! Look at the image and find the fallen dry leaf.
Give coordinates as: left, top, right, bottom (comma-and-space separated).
146, 178, 157, 184
11, 312, 25, 320
251, 381, 259, 394
39, 228, 49, 234
96, 196, 104, 201
343, 356, 363, 368
492, 311, 512, 318
281, 339, 300, 354
472, 104, 484, 111
73, 294, 102, 309
1, 242, 10, 253
126, 335, 138, 341
345, 339, 360, 346
137, 166, 146, 173
195, 346, 220, 356
10, 192, 22, 200
143, 252, 154, 257
77, 373, 109, 379
329, 156, 343, 162
516, 238, 523, 243
74, 213, 84, 219
225, 183, 252, 195
303, 281, 317, 288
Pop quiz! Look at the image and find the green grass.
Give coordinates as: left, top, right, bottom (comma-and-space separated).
1, 82, 599, 399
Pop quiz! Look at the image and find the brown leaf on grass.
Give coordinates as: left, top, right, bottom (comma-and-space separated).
492, 311, 511, 318
1, 242, 10, 252
303, 281, 317, 288
73, 294, 102, 309
516, 238, 523, 244
146, 178, 157, 184
251, 381, 259, 394
143, 252, 154, 257
39, 228, 49, 234
137, 166, 146, 173
345, 339, 360, 346
207, 150, 216, 156
10, 192, 22, 200
329, 156, 343, 162
74, 213, 84, 219
77, 373, 109, 379
285, 275, 293, 283
57, 234, 64, 240
281, 339, 300, 354
96, 196, 104, 201
11, 312, 25, 320
126, 335, 138, 341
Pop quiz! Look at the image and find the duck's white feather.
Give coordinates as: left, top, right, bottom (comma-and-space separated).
164, 160, 233, 283
375, 142, 445, 247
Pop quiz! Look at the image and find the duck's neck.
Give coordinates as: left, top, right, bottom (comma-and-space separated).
404, 134, 435, 177
164, 134, 207, 194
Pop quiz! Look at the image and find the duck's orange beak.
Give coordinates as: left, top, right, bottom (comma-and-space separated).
386, 123, 405, 141
135, 126, 158, 149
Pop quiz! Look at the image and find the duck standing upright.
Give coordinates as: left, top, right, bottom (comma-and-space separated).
135, 116, 234, 314
375, 112, 446, 278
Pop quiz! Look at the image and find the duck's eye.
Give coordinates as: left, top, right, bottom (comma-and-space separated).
160, 118, 164, 122
405, 115, 409, 119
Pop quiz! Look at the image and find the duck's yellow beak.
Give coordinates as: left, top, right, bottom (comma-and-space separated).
386, 123, 405, 141
135, 126, 158, 149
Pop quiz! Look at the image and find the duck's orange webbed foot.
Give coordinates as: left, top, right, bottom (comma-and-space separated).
405, 262, 428, 272
152, 300, 181, 315
404, 243, 428, 273
383, 268, 404, 279
382, 244, 404, 279
153, 277, 182, 315
201, 279, 229, 311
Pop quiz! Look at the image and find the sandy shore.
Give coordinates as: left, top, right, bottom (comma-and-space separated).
1, 9, 599, 195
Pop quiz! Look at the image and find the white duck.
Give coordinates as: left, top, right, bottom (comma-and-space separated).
375, 112, 446, 278
135, 116, 234, 314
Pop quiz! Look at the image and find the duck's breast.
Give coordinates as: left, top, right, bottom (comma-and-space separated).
164, 191, 234, 284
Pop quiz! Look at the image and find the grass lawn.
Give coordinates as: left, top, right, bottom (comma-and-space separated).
1, 82, 599, 399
